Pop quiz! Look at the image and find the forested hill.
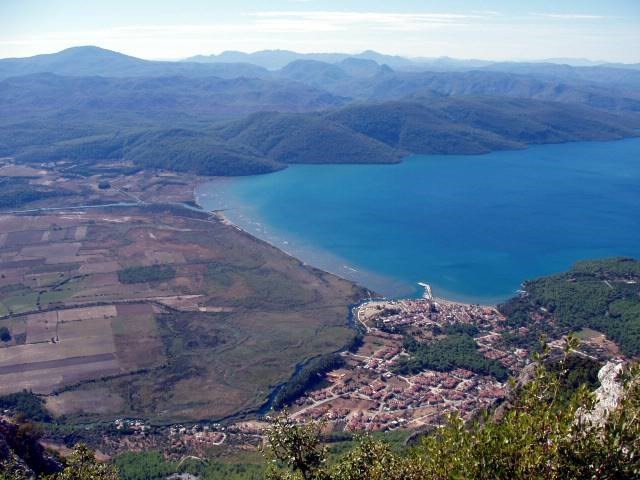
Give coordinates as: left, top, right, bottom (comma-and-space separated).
215, 111, 403, 165
323, 97, 638, 154
2, 85, 637, 177
499, 257, 640, 357
1, 46, 639, 177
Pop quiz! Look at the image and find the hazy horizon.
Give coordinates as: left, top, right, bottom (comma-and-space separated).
1, 44, 634, 66
1, 0, 639, 63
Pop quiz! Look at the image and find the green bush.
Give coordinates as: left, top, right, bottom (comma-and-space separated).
113, 451, 264, 480
117, 265, 176, 284
52, 444, 119, 480
0, 326, 11, 342
113, 451, 173, 480
0, 391, 51, 423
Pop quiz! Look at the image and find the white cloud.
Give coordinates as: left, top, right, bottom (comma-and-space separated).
529, 13, 605, 20
0, 11, 495, 57
2, 9, 637, 62
249, 11, 494, 32
471, 11, 502, 17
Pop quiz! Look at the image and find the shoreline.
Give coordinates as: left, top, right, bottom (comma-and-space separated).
203, 192, 502, 309
209, 209, 383, 295
191, 136, 640, 309
196, 185, 407, 298
195, 180, 511, 307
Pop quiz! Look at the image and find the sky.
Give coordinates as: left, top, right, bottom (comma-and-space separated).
1, 0, 639, 62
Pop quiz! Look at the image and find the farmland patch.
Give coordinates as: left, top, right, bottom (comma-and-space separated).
0, 205, 366, 421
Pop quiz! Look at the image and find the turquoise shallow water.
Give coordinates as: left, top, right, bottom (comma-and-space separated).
196, 138, 640, 304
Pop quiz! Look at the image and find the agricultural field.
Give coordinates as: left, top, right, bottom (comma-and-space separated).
0, 157, 202, 212
0, 203, 367, 423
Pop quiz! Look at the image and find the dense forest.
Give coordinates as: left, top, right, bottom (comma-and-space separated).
499, 257, 640, 356
395, 334, 509, 381
11, 129, 285, 177
4, 96, 636, 178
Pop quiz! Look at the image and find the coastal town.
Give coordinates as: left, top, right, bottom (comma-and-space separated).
287, 290, 529, 432
84, 279, 625, 457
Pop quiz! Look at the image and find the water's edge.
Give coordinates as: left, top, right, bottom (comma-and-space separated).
196, 138, 640, 304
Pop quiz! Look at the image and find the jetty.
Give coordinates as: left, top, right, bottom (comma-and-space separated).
418, 282, 433, 300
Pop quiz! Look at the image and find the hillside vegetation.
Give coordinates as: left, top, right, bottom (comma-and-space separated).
217, 112, 403, 164
1, 46, 639, 177
0, 178, 70, 209
499, 257, 640, 356
395, 334, 509, 381
0, 91, 637, 175
12, 129, 284, 176
326, 97, 638, 154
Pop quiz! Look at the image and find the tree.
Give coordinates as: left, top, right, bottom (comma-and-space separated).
0, 327, 11, 342
264, 414, 328, 480
49, 444, 119, 480
0, 459, 31, 480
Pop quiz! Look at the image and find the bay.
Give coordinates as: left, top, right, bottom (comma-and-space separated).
196, 138, 640, 303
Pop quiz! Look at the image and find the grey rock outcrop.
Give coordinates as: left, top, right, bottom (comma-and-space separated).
580, 361, 624, 427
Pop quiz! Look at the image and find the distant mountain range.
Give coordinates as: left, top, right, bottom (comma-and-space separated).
185, 49, 420, 70
0, 46, 639, 177
2, 47, 639, 109
0, 46, 271, 80
185, 49, 640, 72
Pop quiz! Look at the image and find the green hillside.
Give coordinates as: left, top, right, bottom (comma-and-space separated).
326, 97, 638, 154
499, 257, 640, 356
217, 112, 403, 164
1, 66, 638, 177
13, 129, 284, 176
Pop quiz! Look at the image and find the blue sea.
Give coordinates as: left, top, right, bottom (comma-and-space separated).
196, 138, 640, 304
